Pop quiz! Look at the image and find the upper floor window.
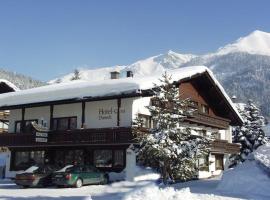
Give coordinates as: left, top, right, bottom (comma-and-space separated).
189, 100, 199, 108
201, 104, 209, 114
52, 117, 77, 131
138, 114, 152, 129
15, 119, 38, 133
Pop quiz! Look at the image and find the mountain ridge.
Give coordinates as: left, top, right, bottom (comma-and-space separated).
48, 30, 270, 119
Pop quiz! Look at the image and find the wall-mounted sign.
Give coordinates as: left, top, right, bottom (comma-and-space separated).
35, 137, 48, 143
35, 131, 48, 143
36, 132, 48, 138
98, 107, 125, 120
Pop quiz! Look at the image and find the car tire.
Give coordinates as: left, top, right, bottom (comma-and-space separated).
75, 178, 83, 188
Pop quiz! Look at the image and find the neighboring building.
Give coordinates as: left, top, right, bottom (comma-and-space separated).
0, 79, 19, 134
0, 66, 242, 179
0, 79, 19, 178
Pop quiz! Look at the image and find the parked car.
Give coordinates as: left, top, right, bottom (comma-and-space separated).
15, 165, 58, 188
52, 165, 109, 188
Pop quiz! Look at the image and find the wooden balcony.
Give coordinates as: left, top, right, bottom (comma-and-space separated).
211, 139, 240, 154
0, 127, 134, 148
185, 112, 230, 129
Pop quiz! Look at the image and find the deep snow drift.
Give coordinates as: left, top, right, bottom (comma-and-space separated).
217, 142, 270, 199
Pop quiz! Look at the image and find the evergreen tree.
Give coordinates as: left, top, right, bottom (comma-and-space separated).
231, 99, 266, 164
71, 69, 81, 81
134, 72, 211, 183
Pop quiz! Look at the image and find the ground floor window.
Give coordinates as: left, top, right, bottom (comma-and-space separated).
198, 154, 209, 171
13, 151, 44, 170
94, 150, 113, 167
54, 149, 84, 166
11, 147, 126, 172
93, 149, 124, 168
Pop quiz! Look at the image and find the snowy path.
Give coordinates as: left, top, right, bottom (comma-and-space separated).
0, 178, 244, 200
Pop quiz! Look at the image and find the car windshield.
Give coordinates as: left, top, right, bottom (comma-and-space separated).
56, 165, 74, 172
23, 166, 39, 173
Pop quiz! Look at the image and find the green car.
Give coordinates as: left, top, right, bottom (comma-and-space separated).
52, 165, 109, 188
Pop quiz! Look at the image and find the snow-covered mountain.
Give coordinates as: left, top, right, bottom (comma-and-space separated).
49, 30, 270, 118
216, 30, 270, 56
0, 69, 45, 90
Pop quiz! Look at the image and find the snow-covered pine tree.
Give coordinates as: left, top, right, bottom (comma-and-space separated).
134, 72, 211, 183
71, 69, 81, 81
232, 99, 266, 164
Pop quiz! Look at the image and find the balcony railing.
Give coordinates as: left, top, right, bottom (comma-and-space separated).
185, 112, 230, 129
211, 139, 240, 154
0, 127, 134, 148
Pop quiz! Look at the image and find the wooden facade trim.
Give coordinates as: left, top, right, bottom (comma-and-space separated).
211, 139, 240, 154
117, 98, 121, 126
185, 112, 231, 129
81, 101, 85, 128
49, 105, 54, 130
20, 107, 25, 132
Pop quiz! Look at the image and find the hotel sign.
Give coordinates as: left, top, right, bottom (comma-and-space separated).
98, 107, 125, 120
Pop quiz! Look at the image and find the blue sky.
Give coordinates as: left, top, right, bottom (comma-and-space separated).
0, 0, 269, 81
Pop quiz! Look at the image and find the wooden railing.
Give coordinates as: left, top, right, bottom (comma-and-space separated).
0, 127, 134, 147
211, 139, 240, 154
185, 112, 230, 129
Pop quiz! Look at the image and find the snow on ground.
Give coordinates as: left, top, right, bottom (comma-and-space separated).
217, 142, 270, 200
0, 165, 246, 200
1, 152, 270, 200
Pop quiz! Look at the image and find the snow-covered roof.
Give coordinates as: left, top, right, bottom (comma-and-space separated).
0, 79, 20, 92
0, 66, 243, 123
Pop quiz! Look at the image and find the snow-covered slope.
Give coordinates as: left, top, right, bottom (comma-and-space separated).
0, 68, 45, 90
217, 30, 270, 56
49, 30, 270, 84
49, 51, 196, 83
48, 30, 270, 119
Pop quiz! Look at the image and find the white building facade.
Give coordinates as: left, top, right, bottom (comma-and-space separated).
0, 66, 242, 180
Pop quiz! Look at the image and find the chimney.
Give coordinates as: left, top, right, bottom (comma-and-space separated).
110, 71, 120, 79
126, 71, 133, 78
231, 95, 237, 103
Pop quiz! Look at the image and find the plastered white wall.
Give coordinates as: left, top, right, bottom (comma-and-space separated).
54, 103, 82, 129
132, 97, 151, 119
8, 109, 22, 133
225, 126, 232, 143
85, 100, 117, 128
119, 98, 134, 127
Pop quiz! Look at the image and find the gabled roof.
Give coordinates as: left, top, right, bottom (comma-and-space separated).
0, 66, 243, 125
0, 79, 20, 93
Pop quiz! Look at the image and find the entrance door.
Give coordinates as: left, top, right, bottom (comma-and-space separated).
215, 154, 224, 170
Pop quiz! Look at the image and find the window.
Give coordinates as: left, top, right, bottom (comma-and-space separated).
54, 149, 84, 167
189, 100, 199, 108
198, 155, 209, 171
201, 104, 209, 114
138, 114, 152, 129
214, 132, 221, 140
197, 130, 207, 137
52, 117, 77, 131
15, 119, 38, 133
13, 151, 44, 170
114, 150, 124, 168
94, 150, 113, 167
